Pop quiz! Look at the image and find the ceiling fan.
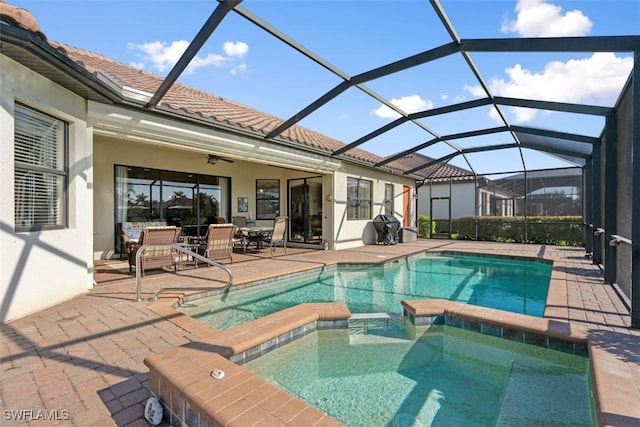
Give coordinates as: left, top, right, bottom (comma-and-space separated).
205, 154, 235, 165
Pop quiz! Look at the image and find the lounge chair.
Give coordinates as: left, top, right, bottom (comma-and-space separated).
198, 223, 235, 264
127, 226, 181, 276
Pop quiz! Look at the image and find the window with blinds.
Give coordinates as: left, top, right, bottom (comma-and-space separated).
14, 103, 67, 231
346, 177, 372, 220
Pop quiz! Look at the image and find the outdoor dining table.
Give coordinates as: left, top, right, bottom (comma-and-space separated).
239, 226, 273, 252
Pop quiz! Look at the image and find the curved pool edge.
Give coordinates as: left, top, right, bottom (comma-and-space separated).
145, 296, 628, 427
144, 249, 638, 426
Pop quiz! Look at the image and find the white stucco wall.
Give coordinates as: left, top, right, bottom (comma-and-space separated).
333, 165, 415, 250
0, 56, 93, 322
418, 181, 476, 219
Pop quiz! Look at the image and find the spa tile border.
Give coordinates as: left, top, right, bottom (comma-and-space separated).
144, 302, 351, 427
145, 347, 344, 427
401, 299, 640, 426
403, 299, 588, 356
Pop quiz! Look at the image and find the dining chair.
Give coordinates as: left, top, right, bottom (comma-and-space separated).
232, 216, 247, 228
262, 216, 288, 256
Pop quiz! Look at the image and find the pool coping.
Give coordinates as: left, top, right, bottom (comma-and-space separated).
145, 252, 640, 426
144, 303, 351, 426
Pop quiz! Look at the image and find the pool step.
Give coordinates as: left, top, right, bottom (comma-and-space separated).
348, 312, 406, 336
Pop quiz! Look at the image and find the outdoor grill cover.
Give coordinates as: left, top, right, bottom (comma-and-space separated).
373, 214, 401, 245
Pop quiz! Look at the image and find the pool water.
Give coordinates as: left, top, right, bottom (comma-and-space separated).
179, 253, 552, 330
243, 325, 594, 427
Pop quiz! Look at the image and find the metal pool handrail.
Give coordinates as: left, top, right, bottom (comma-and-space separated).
135, 243, 233, 302
609, 234, 632, 247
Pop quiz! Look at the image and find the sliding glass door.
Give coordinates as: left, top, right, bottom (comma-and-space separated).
114, 165, 230, 250
288, 177, 323, 244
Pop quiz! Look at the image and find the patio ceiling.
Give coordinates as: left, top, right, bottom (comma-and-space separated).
140, 0, 637, 179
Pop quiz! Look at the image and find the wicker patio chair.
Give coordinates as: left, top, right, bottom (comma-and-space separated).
127, 226, 181, 276
198, 223, 235, 264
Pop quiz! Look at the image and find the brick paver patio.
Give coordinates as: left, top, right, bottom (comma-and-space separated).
1, 239, 638, 426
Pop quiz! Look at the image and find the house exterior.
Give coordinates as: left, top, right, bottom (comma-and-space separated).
0, 4, 421, 321
412, 151, 582, 234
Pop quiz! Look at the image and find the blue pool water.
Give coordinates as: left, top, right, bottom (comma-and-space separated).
243, 325, 594, 427
179, 253, 552, 330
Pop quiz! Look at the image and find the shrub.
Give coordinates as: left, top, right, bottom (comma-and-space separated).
418, 214, 431, 237
454, 216, 582, 246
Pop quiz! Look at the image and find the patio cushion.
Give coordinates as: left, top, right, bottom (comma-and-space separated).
122, 221, 167, 241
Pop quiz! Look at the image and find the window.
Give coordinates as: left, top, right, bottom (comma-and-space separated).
347, 177, 372, 220
114, 164, 230, 238
256, 179, 280, 220
14, 103, 67, 231
384, 183, 394, 216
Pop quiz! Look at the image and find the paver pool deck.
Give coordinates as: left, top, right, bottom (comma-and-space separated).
1, 239, 639, 426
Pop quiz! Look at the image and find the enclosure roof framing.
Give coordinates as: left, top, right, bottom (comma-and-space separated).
186, 0, 638, 177
1, 0, 638, 179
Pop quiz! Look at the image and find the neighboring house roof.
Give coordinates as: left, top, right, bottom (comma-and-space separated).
400, 153, 475, 183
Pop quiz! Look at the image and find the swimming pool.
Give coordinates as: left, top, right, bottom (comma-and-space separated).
179, 252, 552, 330
242, 324, 595, 426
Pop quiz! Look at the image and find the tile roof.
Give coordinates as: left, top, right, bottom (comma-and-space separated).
0, 0, 465, 181
399, 153, 475, 182
0, 0, 42, 36
51, 41, 428, 177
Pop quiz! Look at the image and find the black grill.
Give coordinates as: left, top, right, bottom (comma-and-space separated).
372, 214, 401, 245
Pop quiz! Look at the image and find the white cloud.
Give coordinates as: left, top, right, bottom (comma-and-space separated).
440, 94, 448, 101
452, 94, 468, 103
463, 84, 485, 97
501, 0, 593, 37
230, 63, 247, 75
465, 52, 632, 123
371, 94, 433, 119
127, 39, 248, 75
127, 40, 191, 73
223, 41, 248, 58
488, 106, 502, 123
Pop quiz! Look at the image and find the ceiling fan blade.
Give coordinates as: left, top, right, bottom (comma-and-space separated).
206, 154, 235, 164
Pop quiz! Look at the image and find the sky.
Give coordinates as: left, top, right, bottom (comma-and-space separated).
11, 0, 640, 176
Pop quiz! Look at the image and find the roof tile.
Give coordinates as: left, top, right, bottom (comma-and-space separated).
50, 41, 467, 179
